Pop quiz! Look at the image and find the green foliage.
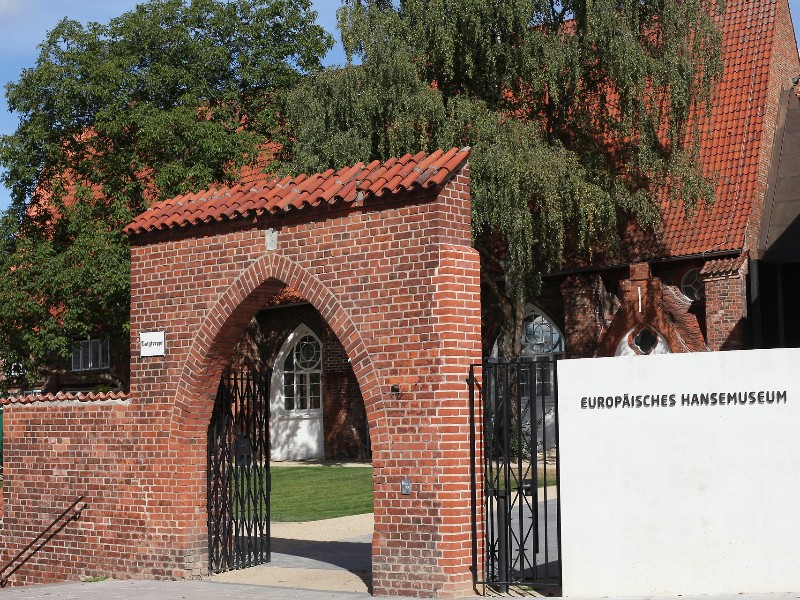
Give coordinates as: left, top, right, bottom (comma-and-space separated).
0, 0, 332, 388
281, 0, 723, 357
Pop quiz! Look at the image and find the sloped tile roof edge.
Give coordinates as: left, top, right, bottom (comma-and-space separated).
124, 147, 471, 236
0, 390, 130, 406
699, 252, 748, 278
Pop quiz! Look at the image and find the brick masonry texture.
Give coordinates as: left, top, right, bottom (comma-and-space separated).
0, 162, 480, 598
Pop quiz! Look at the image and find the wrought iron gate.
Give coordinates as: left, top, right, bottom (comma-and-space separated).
207, 369, 271, 573
469, 358, 561, 591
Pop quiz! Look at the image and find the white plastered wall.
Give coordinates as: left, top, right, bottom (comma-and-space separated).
558, 347, 800, 596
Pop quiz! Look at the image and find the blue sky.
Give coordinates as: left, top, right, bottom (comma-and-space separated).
0, 1, 799, 214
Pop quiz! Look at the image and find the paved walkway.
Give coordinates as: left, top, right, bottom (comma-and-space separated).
3, 579, 800, 600
209, 513, 374, 593
2, 504, 797, 600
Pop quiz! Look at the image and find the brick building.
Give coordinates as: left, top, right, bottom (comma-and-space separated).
2, 1, 800, 595
491, 0, 800, 364
0, 148, 482, 596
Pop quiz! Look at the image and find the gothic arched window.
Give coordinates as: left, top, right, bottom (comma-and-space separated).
520, 306, 565, 357
280, 328, 323, 412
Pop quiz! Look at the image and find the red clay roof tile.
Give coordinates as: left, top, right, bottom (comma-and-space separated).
125, 148, 470, 236
627, 0, 796, 260
0, 391, 129, 406
699, 253, 748, 277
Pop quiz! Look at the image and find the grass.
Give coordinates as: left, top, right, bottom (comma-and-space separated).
269, 466, 373, 522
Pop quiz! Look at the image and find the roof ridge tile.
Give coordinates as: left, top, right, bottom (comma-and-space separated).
125, 148, 470, 235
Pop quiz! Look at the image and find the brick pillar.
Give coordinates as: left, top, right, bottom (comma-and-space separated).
561, 275, 606, 358
702, 258, 749, 351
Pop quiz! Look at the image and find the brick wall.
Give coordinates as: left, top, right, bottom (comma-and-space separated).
703, 263, 750, 351
0, 395, 183, 584
0, 163, 481, 597
560, 275, 606, 358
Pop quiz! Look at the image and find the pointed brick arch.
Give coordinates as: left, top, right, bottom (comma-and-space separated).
169, 252, 383, 447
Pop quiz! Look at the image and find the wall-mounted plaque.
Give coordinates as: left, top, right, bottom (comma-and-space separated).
140, 331, 166, 357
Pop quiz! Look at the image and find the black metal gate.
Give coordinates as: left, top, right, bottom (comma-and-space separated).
207, 369, 271, 573
469, 358, 561, 591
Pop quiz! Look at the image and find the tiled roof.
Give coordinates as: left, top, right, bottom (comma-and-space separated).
699, 253, 748, 277
628, 0, 796, 260
125, 147, 470, 236
0, 390, 129, 406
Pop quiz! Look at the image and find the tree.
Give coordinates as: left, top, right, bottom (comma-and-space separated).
0, 0, 333, 391
279, 0, 723, 359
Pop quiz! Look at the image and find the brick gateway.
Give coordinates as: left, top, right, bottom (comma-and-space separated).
0, 149, 482, 597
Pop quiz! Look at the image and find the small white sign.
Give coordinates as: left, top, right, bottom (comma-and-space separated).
140, 331, 166, 357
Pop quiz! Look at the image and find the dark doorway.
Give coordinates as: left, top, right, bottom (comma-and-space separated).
752, 261, 800, 349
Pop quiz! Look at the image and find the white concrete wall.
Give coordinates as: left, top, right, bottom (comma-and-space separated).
558, 347, 800, 596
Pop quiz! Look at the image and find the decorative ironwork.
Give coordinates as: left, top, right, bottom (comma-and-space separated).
208, 369, 271, 574
469, 358, 561, 591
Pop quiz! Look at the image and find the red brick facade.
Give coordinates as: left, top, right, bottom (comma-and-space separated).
702, 259, 750, 351
533, 0, 800, 361
0, 162, 481, 597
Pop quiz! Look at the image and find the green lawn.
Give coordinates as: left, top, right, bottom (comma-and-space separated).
270, 466, 373, 522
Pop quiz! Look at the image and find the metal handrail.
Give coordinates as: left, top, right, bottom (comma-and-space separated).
0, 495, 87, 587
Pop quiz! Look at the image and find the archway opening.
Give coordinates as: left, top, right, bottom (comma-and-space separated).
209, 292, 374, 593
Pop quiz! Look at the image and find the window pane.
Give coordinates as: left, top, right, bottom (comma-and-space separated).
297, 375, 307, 410
100, 339, 109, 369
81, 341, 91, 372
72, 345, 81, 371
294, 335, 321, 370
310, 372, 321, 410
91, 340, 101, 370
284, 373, 295, 410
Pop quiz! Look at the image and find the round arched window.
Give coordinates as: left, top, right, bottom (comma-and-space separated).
520, 308, 564, 356
681, 268, 705, 301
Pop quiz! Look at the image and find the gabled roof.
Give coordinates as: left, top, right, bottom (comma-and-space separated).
124, 147, 470, 236
630, 0, 800, 260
